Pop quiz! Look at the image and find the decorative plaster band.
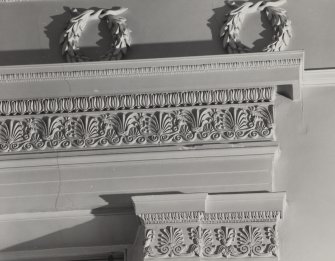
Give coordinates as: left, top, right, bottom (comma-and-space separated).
133, 193, 285, 260
0, 105, 273, 153
0, 58, 301, 83
0, 87, 274, 116
144, 224, 278, 258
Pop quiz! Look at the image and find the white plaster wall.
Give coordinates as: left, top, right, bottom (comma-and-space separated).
275, 86, 335, 261
0, 0, 334, 68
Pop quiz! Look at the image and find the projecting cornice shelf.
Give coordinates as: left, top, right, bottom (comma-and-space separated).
0, 51, 303, 100
0, 51, 303, 154
131, 192, 286, 261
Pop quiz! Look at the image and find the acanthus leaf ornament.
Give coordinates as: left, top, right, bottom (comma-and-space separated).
220, 0, 292, 53
60, 8, 131, 62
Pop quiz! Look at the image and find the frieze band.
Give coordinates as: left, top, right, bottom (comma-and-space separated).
144, 225, 278, 258
0, 87, 274, 116
0, 105, 273, 153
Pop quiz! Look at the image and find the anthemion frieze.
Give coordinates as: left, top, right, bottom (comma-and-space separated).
0, 103, 274, 153
0, 86, 275, 153
132, 193, 285, 260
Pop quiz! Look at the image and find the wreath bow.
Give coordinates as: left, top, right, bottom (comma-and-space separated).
220, 0, 292, 53
60, 8, 131, 62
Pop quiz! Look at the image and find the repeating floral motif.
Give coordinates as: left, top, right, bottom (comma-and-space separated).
188, 226, 215, 257
236, 225, 264, 257
0, 106, 273, 153
157, 226, 186, 257
265, 225, 278, 257
144, 229, 155, 258
215, 227, 236, 257
145, 225, 278, 259
0, 87, 274, 116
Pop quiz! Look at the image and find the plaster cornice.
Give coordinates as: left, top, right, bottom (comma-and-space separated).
0, 52, 303, 83
0, 52, 305, 153
303, 69, 335, 87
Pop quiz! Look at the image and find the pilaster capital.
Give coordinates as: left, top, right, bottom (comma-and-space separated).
132, 193, 286, 260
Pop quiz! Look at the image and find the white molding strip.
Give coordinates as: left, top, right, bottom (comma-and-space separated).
0, 144, 277, 214
0, 143, 278, 168
303, 69, 335, 87
0, 208, 133, 222
0, 51, 303, 83
0, 51, 303, 101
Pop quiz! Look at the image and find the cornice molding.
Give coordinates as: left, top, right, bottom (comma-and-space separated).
132, 193, 285, 260
0, 51, 303, 83
0, 58, 301, 83
0, 52, 305, 153
303, 69, 335, 87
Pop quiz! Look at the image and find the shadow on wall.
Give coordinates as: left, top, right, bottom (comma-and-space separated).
0, 3, 274, 66
0, 192, 182, 261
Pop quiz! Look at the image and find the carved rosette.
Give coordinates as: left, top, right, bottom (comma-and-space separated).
0, 87, 275, 153
140, 211, 281, 259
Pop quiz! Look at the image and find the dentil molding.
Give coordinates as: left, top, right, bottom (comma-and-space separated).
132, 193, 285, 260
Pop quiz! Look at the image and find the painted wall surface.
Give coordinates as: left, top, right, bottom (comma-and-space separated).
275, 86, 335, 261
0, 0, 334, 69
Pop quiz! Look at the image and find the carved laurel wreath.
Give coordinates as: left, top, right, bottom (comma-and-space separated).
60, 8, 131, 62
220, 0, 292, 53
